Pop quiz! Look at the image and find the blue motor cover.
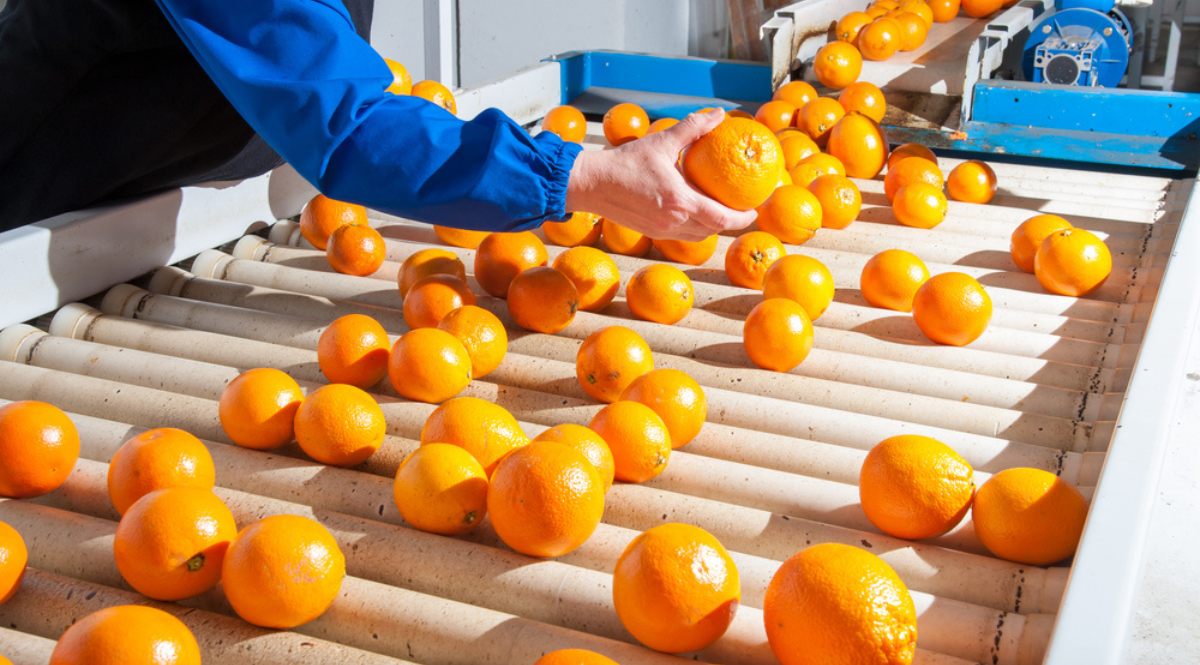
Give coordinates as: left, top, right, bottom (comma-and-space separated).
1022, 7, 1131, 87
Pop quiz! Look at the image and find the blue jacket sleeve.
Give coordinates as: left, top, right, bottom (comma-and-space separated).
152, 0, 581, 232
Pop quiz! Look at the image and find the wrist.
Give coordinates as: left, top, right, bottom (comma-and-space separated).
565, 149, 600, 214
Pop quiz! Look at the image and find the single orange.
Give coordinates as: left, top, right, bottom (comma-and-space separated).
626, 264, 695, 325
222, 514, 346, 629
552, 246, 622, 311
533, 424, 616, 491
618, 368, 707, 449
107, 428, 216, 516
884, 156, 944, 202
899, 0, 935, 26
764, 543, 917, 665
218, 368, 303, 451
790, 153, 847, 188
534, 649, 619, 665
808, 174, 862, 230
0, 401, 79, 499
813, 42, 863, 90
299, 194, 367, 250
797, 97, 846, 147
437, 305, 508, 378
911, 272, 992, 346
648, 117, 681, 134
601, 218, 653, 257
507, 266, 579, 333
543, 211, 603, 247
388, 328, 473, 403
836, 12, 875, 43
542, 105, 587, 143
755, 185, 824, 245
893, 182, 949, 229
1034, 228, 1112, 296
892, 12, 929, 51
394, 443, 488, 535
681, 117, 785, 211
779, 132, 821, 170
575, 326, 655, 403
474, 231, 549, 298
403, 273, 476, 330
763, 254, 837, 320
946, 160, 998, 203
838, 81, 887, 122
653, 235, 720, 266
928, 0, 961, 21
774, 81, 819, 108
865, 6, 890, 17
113, 486, 236, 601
860, 248, 930, 312
384, 58, 412, 95
873, 0, 901, 9
613, 523, 740, 653
962, 0, 1003, 17
887, 142, 938, 170
317, 313, 391, 389
421, 396, 530, 476
294, 383, 386, 467
755, 100, 798, 133
603, 103, 649, 146
327, 223, 386, 277
49, 605, 201, 665
397, 247, 467, 297
1010, 214, 1073, 273
972, 468, 1089, 565
860, 435, 975, 540
412, 80, 456, 114
727, 109, 755, 120
827, 112, 890, 179
743, 298, 815, 372
0, 521, 27, 605
725, 231, 787, 290
859, 18, 903, 60
487, 441, 605, 558
434, 225, 490, 249
589, 401, 671, 483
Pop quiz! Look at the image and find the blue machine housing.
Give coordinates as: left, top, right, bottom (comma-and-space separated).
1022, 0, 1132, 87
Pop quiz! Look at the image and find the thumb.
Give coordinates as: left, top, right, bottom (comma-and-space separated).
661, 107, 726, 149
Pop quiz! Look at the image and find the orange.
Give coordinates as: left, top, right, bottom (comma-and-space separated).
774, 81, 819, 108
1035, 228, 1113, 296
827, 112, 890, 179
887, 142, 938, 170
681, 117, 784, 211
755, 100, 798, 133
326, 223, 386, 277
317, 313, 391, 389
613, 523, 740, 653
648, 117, 680, 134
790, 153, 847, 188
962, 0, 1003, 18
384, 58, 412, 95
946, 160, 998, 203
113, 486, 236, 601
653, 235, 719, 266
797, 97, 846, 147
218, 368, 303, 451
763, 254, 836, 320
727, 109, 755, 120
861, 249, 930, 312
603, 103, 649, 146
507, 266, 579, 333
836, 12, 875, 43
434, 225, 489, 249
49, 605, 201, 665
552, 246, 621, 311
928, 0, 961, 21
755, 185, 823, 245
898, 1, 935, 26
0, 520, 27, 605
0, 401, 79, 499
812, 42, 863, 90
294, 383, 386, 467
403, 273, 476, 330
808, 174, 862, 230
397, 247, 467, 297
884, 156, 943, 202
299, 194, 367, 250
743, 298, 814, 372
778, 168, 795, 188
437, 305, 508, 378
222, 514, 346, 629
725, 231, 786, 290
107, 428, 216, 516
866, 6, 890, 17
600, 218, 653, 257
589, 401, 671, 483
541, 105, 587, 143
421, 396, 530, 476
1010, 214, 1073, 273
618, 368, 707, 449
779, 133, 821, 170
388, 328, 472, 403
764, 543, 917, 665
859, 435, 975, 540
892, 12, 929, 51
873, 0, 901, 9
893, 182, 949, 229
575, 326, 655, 403
412, 80, 456, 114
859, 18, 903, 60
487, 441, 605, 558
543, 211, 602, 247
534, 649, 619, 665
626, 264, 695, 325
838, 81, 887, 122
972, 468, 1088, 565
912, 272, 992, 346
533, 424, 616, 491
393, 443, 488, 535
474, 231, 549, 298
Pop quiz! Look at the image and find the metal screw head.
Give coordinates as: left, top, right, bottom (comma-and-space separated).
1042, 24, 1052, 33
1103, 27, 1112, 36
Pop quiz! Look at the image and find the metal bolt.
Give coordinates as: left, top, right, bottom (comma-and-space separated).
1103, 27, 1112, 36
1042, 25, 1051, 33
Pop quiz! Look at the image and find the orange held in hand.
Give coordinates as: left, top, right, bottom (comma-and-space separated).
294, 383, 386, 467
725, 231, 786, 290
0, 400, 79, 499
912, 272, 992, 346
0, 520, 27, 605
860, 248, 930, 312
755, 185, 824, 245
397, 248, 466, 297
827, 112, 891, 179
474, 231, 549, 298
543, 211, 603, 247
507, 266, 579, 333
813, 42, 863, 90
859, 435, 975, 540
317, 313, 391, 389
653, 235, 720, 266
421, 396, 529, 476
326, 223, 385, 277
299, 194, 367, 250
49, 605, 201, 665
1034, 228, 1112, 296
1010, 214, 1073, 273
403, 273, 476, 330
763, 254, 837, 320
600, 218, 653, 257
222, 514, 346, 629
884, 156, 943, 202
487, 441, 605, 558
437, 305, 507, 378
590, 401, 672, 483
808, 174, 862, 230
107, 428, 215, 516
892, 182, 949, 229
838, 81, 887, 122
682, 117, 784, 211
576, 326, 655, 403
218, 368, 303, 451
552, 246, 622, 311
533, 424, 616, 491
972, 467, 1088, 565
619, 368, 707, 449
603, 103, 649, 146
412, 80, 456, 114
541, 105, 587, 143
764, 543, 917, 665
434, 225, 489, 249
388, 328, 473, 403
394, 443, 489, 535
613, 523, 740, 653
384, 58, 412, 95
626, 264, 695, 325
534, 650, 619, 665
744, 298, 815, 372
946, 160, 998, 203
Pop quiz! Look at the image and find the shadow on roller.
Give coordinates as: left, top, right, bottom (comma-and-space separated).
851, 316, 930, 344
956, 250, 1018, 271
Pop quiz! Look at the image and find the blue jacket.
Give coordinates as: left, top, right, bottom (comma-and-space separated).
153, 0, 582, 232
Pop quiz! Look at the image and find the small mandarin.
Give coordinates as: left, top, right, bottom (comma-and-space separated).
534, 650, 619, 665
797, 97, 846, 147
326, 223, 385, 277
618, 368, 707, 449
1010, 214, 1073, 273
437, 305, 507, 378
575, 326, 654, 403
625, 264, 695, 325
808, 174, 862, 230
317, 313, 391, 389
384, 58, 412, 95
0, 401, 79, 499
601, 218, 653, 257
756, 185, 823, 245
884, 156, 944, 202
838, 81, 887, 122
972, 468, 1088, 565
552, 246, 622, 311
681, 117, 784, 211
397, 247, 466, 297
543, 211, 603, 247
107, 428, 216, 516
774, 81, 819, 108
813, 41, 863, 90
218, 368, 303, 451
763, 254, 837, 320
507, 266, 579, 333
0, 521, 27, 605
1034, 228, 1112, 296
755, 100, 798, 133
533, 424, 616, 491
860, 435, 975, 540
412, 80, 456, 114
403, 273, 476, 330
49, 605, 201, 665
725, 231, 787, 290
887, 142, 938, 170
394, 443, 488, 535
744, 298, 815, 372
946, 160, 998, 203
911, 272, 992, 346
541, 105, 587, 143
827, 112, 890, 179
893, 182, 949, 229
589, 401, 671, 483
603, 103, 649, 146
293, 383, 386, 467
299, 194, 367, 250
860, 249, 930, 312
474, 231, 549, 298
421, 396, 529, 476
388, 328, 473, 403
434, 225, 489, 249
653, 235, 720, 266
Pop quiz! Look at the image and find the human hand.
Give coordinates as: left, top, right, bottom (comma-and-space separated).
564, 109, 758, 241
